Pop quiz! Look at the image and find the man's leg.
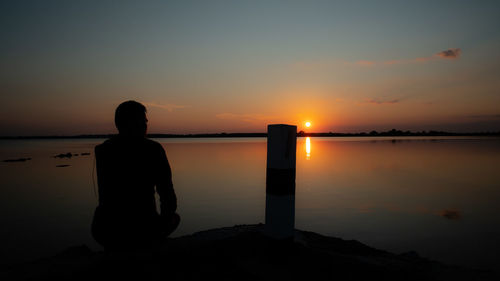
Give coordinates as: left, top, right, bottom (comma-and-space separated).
160, 213, 181, 237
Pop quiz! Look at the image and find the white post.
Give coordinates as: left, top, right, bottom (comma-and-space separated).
265, 124, 296, 239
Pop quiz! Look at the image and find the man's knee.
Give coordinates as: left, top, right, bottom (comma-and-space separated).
161, 213, 180, 237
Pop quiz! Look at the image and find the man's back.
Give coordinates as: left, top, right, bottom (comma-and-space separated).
91, 100, 179, 250
95, 136, 175, 218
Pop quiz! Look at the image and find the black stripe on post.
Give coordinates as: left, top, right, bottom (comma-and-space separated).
266, 168, 296, 196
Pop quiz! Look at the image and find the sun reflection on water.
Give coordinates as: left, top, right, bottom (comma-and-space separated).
306, 137, 311, 160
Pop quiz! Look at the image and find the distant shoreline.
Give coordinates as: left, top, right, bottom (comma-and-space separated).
1, 129, 499, 139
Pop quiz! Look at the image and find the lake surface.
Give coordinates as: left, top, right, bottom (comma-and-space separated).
1, 137, 500, 270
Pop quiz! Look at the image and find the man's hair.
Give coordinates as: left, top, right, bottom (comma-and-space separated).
114, 100, 147, 132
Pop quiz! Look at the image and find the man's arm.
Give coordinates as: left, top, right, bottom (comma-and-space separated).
156, 145, 177, 216
94, 144, 108, 206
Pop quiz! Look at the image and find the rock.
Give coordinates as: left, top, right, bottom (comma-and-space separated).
54, 153, 73, 159
1, 225, 497, 281
56, 245, 93, 259
3, 158, 31, 162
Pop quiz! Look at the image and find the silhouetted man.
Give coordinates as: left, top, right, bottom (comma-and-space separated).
92, 100, 180, 250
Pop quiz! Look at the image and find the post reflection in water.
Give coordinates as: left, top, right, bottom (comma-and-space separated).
305, 137, 311, 160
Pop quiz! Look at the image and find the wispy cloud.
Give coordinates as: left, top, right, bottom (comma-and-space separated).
440, 209, 461, 220
144, 102, 190, 112
466, 114, 500, 119
216, 113, 277, 124
354, 60, 376, 66
350, 48, 462, 67
436, 48, 461, 59
364, 98, 400, 105
382, 56, 433, 65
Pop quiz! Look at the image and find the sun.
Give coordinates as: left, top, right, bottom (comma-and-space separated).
305, 121, 311, 128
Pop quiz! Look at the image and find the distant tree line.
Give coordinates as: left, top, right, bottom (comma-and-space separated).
1, 129, 499, 139
297, 129, 500, 137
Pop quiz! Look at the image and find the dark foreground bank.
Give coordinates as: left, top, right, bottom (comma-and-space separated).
1, 224, 496, 281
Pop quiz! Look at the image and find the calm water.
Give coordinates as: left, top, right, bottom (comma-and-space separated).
1, 137, 500, 270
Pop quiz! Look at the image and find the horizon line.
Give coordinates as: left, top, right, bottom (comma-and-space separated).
1, 129, 500, 139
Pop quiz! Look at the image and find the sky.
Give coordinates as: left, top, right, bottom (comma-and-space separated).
1, 0, 500, 136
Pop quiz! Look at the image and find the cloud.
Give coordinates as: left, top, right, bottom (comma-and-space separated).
436, 48, 461, 59
466, 114, 500, 119
216, 113, 276, 124
349, 48, 462, 67
382, 59, 405, 65
440, 209, 461, 220
354, 60, 376, 66
294, 48, 462, 71
383, 57, 434, 65
144, 102, 189, 112
365, 98, 400, 105
415, 56, 434, 62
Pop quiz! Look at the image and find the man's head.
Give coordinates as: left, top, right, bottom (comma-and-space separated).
115, 100, 147, 137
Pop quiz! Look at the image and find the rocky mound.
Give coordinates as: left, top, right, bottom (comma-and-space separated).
1, 224, 496, 281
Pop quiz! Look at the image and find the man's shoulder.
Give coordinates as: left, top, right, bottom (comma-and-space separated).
144, 138, 164, 151
94, 138, 114, 154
